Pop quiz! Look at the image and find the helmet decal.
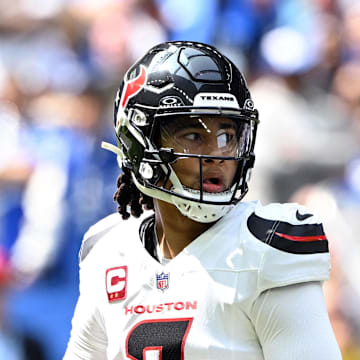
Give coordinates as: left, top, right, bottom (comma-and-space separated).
159, 96, 184, 107
193, 93, 240, 109
120, 65, 147, 110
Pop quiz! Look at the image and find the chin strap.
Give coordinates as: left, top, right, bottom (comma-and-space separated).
101, 141, 126, 169
101, 141, 124, 158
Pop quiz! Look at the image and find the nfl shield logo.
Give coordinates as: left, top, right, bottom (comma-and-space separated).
156, 272, 169, 291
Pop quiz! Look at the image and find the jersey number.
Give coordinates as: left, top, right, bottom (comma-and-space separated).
126, 318, 193, 360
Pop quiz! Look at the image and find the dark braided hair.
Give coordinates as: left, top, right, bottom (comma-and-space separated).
113, 171, 154, 220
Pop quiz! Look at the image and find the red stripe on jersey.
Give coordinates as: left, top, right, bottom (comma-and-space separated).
275, 232, 327, 242
121, 65, 147, 109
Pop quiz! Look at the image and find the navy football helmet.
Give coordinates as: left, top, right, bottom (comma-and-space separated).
103, 41, 259, 222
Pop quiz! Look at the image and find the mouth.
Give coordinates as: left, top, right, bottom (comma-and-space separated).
202, 176, 225, 193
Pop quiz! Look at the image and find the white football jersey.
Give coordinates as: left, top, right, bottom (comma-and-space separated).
64, 201, 331, 360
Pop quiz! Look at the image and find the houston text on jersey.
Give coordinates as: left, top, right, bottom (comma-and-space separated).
125, 301, 197, 315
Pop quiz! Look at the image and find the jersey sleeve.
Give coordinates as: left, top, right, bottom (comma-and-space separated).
247, 203, 331, 293
63, 286, 107, 360
249, 282, 342, 360
63, 218, 117, 359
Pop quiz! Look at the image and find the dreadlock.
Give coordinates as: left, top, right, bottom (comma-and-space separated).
113, 171, 154, 220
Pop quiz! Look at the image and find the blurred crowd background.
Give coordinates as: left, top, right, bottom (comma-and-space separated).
0, 0, 360, 359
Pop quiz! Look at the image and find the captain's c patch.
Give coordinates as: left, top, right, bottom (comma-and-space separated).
106, 266, 128, 302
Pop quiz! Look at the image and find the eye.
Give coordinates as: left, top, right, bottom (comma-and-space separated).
182, 132, 202, 142
217, 131, 236, 148
225, 133, 235, 142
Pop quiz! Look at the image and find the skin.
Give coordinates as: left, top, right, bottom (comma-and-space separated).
154, 117, 238, 259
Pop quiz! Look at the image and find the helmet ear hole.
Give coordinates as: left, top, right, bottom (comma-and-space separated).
139, 162, 163, 184
139, 162, 154, 179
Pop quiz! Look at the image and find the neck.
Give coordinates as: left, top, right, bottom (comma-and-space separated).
154, 199, 214, 259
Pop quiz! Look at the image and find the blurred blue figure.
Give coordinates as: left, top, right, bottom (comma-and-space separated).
0, 245, 46, 360
155, 0, 219, 43
217, 0, 276, 51
7, 91, 118, 360
0, 100, 32, 253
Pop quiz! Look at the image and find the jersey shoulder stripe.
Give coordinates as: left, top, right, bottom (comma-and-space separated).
247, 211, 329, 255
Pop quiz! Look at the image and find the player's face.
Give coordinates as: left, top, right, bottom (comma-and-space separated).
159, 116, 241, 193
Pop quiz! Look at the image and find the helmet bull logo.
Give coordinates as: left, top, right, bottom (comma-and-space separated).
120, 65, 147, 110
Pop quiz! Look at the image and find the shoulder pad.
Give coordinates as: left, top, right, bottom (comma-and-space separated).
247, 203, 328, 254
79, 213, 122, 263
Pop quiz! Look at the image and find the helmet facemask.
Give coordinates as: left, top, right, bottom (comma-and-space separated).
127, 109, 258, 223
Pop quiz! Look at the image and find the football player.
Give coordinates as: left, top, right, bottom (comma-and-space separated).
64, 41, 341, 359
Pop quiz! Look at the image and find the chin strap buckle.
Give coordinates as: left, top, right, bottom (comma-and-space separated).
158, 148, 177, 164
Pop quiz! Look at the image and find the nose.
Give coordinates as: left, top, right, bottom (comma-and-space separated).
202, 137, 226, 164
203, 156, 224, 165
